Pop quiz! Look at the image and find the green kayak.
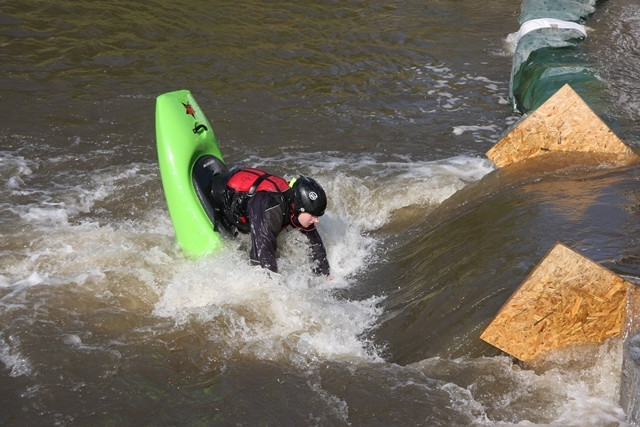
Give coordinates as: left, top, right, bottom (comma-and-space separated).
155, 89, 227, 256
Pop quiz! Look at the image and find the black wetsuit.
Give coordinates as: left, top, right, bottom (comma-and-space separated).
210, 170, 330, 275
246, 191, 330, 275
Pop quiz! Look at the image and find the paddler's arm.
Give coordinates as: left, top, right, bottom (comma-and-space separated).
302, 228, 331, 277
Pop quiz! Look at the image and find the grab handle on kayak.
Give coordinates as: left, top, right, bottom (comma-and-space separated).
193, 124, 208, 134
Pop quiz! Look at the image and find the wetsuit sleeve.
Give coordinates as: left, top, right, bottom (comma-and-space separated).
303, 229, 330, 276
247, 193, 283, 273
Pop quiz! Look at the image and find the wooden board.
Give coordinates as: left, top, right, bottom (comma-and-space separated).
480, 242, 631, 363
487, 84, 637, 168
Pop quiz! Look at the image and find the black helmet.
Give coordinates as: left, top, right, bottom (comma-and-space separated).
291, 176, 327, 216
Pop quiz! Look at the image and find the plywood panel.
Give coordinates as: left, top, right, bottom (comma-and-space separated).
487, 84, 638, 168
480, 242, 631, 363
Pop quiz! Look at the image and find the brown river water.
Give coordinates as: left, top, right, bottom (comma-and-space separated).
1, 0, 640, 425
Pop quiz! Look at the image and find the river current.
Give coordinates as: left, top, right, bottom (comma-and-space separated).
1, 1, 640, 425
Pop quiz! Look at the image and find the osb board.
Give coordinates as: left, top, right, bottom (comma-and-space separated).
486, 84, 637, 168
480, 242, 630, 363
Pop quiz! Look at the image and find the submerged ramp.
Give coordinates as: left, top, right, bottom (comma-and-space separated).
488, 0, 640, 422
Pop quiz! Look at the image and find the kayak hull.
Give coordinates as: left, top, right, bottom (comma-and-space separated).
155, 89, 225, 256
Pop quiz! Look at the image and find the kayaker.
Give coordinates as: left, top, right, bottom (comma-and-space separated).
208, 167, 332, 279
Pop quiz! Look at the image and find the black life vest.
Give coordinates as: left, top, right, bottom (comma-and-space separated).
223, 168, 291, 234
